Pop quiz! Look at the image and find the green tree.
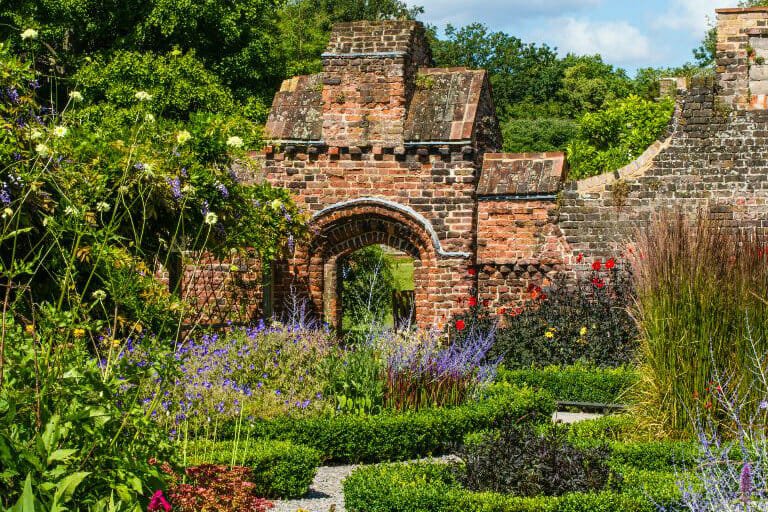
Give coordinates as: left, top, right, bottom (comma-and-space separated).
431, 23, 564, 119
567, 95, 674, 179
1, 0, 285, 109
501, 118, 578, 153
556, 54, 633, 116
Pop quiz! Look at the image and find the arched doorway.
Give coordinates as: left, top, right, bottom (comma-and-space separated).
303, 201, 438, 329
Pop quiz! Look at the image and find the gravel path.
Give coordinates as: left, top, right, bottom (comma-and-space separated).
270, 412, 600, 512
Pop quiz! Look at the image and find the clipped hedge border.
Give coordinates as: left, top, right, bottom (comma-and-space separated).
189, 439, 321, 499
221, 387, 555, 463
342, 462, 682, 512
496, 365, 639, 405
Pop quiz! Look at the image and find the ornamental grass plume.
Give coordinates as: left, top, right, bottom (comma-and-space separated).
630, 210, 768, 436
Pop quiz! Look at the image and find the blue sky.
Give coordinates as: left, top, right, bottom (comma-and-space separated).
412, 0, 725, 75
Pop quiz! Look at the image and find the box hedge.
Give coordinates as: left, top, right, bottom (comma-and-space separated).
221, 386, 555, 463
496, 364, 638, 405
189, 439, 321, 499
342, 462, 683, 512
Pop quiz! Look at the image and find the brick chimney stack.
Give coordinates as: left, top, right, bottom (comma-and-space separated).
320, 21, 432, 148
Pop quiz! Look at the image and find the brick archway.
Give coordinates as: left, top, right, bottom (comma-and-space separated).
298, 200, 440, 328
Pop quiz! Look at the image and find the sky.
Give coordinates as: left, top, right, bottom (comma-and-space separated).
412, 0, 726, 75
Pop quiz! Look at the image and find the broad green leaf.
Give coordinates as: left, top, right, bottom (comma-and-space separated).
47, 449, 78, 466
52, 472, 90, 506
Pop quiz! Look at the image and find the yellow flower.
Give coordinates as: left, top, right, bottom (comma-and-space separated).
544, 330, 555, 339
579, 326, 588, 337
73, 328, 86, 339
176, 130, 192, 145
24, 324, 35, 336
21, 28, 38, 40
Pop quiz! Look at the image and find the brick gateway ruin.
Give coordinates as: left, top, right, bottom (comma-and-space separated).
178, 7, 768, 328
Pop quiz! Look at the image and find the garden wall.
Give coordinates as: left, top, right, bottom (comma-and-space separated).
178, 8, 768, 328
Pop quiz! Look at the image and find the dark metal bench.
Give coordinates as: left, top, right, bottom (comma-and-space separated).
556, 401, 627, 414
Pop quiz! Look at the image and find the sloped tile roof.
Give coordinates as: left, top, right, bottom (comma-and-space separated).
478, 153, 567, 196
264, 74, 323, 142
404, 68, 487, 142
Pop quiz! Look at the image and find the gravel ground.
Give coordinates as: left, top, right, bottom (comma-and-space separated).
270, 412, 600, 512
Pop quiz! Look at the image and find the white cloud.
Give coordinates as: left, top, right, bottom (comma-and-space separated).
655, 0, 722, 34
547, 18, 654, 66
415, 0, 602, 28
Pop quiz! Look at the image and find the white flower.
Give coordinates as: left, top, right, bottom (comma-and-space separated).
68, 91, 83, 102
204, 212, 218, 226
144, 113, 155, 123
64, 206, 79, 217
96, 201, 110, 212
30, 129, 42, 140
42, 216, 51, 227
176, 130, 192, 145
226, 136, 244, 148
53, 126, 68, 138
134, 91, 153, 102
21, 28, 38, 40
118, 185, 129, 194
35, 143, 50, 157
92, 289, 107, 301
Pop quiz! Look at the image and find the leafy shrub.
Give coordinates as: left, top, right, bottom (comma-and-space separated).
631, 212, 768, 435
166, 464, 273, 512
564, 415, 638, 443
220, 386, 555, 463
190, 439, 321, 499
502, 117, 578, 153
489, 265, 637, 369
496, 364, 638, 404
343, 462, 682, 512
321, 343, 386, 415
607, 441, 698, 471
567, 95, 674, 179
0, 322, 178, 509
458, 420, 618, 497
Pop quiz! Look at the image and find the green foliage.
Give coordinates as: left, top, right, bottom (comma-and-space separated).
607, 441, 698, 471
189, 439, 321, 499
0, 0, 285, 107
488, 268, 637, 369
322, 343, 386, 415
567, 95, 674, 179
501, 118, 578, 153
0, 321, 178, 509
73, 50, 236, 120
564, 415, 638, 444
343, 461, 682, 512
631, 213, 768, 436
220, 386, 555, 463
557, 55, 633, 117
495, 364, 639, 404
341, 245, 396, 330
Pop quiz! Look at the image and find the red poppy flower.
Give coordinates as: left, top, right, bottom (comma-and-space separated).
606, 258, 616, 269
468, 267, 477, 276
540, 293, 548, 301
514, 307, 523, 316
576, 253, 584, 263
498, 307, 506, 315
468, 297, 478, 307
592, 260, 602, 271
592, 277, 605, 289
455, 320, 466, 331
482, 299, 490, 308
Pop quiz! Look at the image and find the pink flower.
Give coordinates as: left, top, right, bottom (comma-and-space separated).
148, 490, 171, 512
